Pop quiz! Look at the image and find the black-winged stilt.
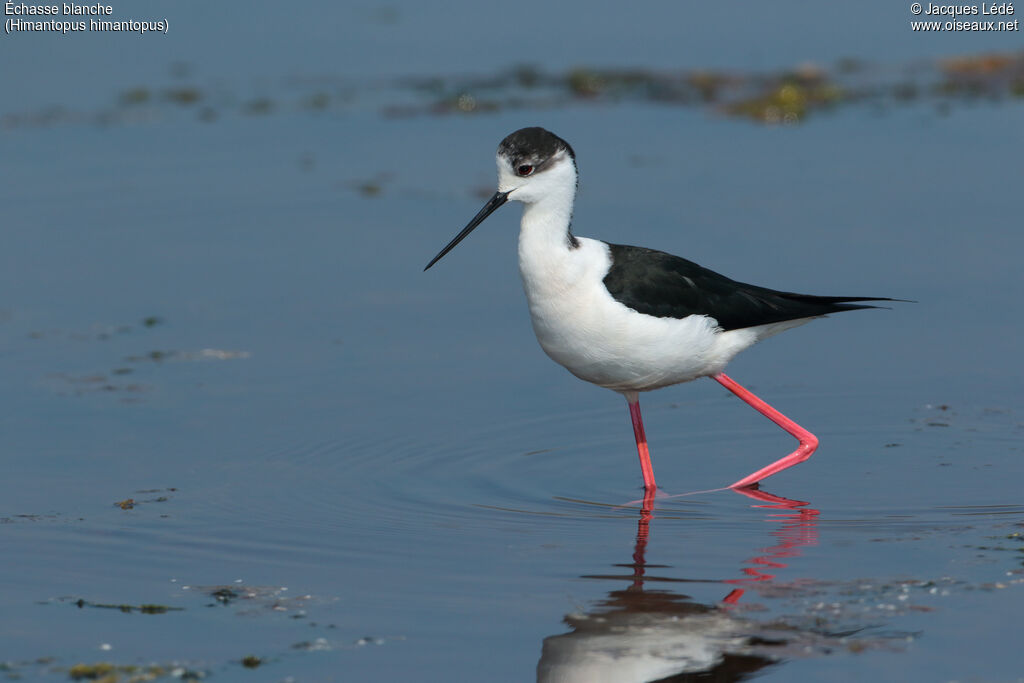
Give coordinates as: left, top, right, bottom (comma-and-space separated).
425, 127, 898, 491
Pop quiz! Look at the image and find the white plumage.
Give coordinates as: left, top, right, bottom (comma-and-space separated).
426, 127, 897, 491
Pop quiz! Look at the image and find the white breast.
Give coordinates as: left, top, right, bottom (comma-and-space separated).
517, 232, 765, 394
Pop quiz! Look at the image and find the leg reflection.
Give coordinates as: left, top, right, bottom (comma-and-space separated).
538, 487, 819, 682
722, 487, 820, 604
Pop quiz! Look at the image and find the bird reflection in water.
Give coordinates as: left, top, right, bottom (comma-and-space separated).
537, 488, 822, 683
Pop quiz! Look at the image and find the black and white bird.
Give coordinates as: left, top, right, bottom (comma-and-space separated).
425, 127, 897, 492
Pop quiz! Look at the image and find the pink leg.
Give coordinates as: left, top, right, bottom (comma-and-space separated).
713, 373, 819, 489
626, 395, 657, 491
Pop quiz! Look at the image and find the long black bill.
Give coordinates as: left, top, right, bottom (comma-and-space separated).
424, 190, 510, 271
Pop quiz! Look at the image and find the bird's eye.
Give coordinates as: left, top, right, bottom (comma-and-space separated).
517, 164, 534, 177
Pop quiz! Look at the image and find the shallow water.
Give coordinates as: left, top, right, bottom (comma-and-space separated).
3, 3, 1024, 681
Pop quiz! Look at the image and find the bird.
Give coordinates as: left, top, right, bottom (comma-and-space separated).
425, 127, 898, 492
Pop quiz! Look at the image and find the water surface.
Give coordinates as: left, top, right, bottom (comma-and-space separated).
2, 3, 1023, 681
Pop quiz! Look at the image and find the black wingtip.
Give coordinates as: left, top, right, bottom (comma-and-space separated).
813, 296, 913, 314
804, 296, 916, 308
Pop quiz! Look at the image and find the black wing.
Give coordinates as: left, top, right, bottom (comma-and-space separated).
602, 243, 896, 331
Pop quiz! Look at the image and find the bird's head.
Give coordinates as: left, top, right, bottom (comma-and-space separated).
496, 127, 577, 205
424, 127, 577, 271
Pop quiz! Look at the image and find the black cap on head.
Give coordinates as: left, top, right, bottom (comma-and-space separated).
498, 127, 575, 170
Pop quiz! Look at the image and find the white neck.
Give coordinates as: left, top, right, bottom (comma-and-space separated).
520, 191, 574, 248
505, 157, 578, 257
516, 176, 583, 300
